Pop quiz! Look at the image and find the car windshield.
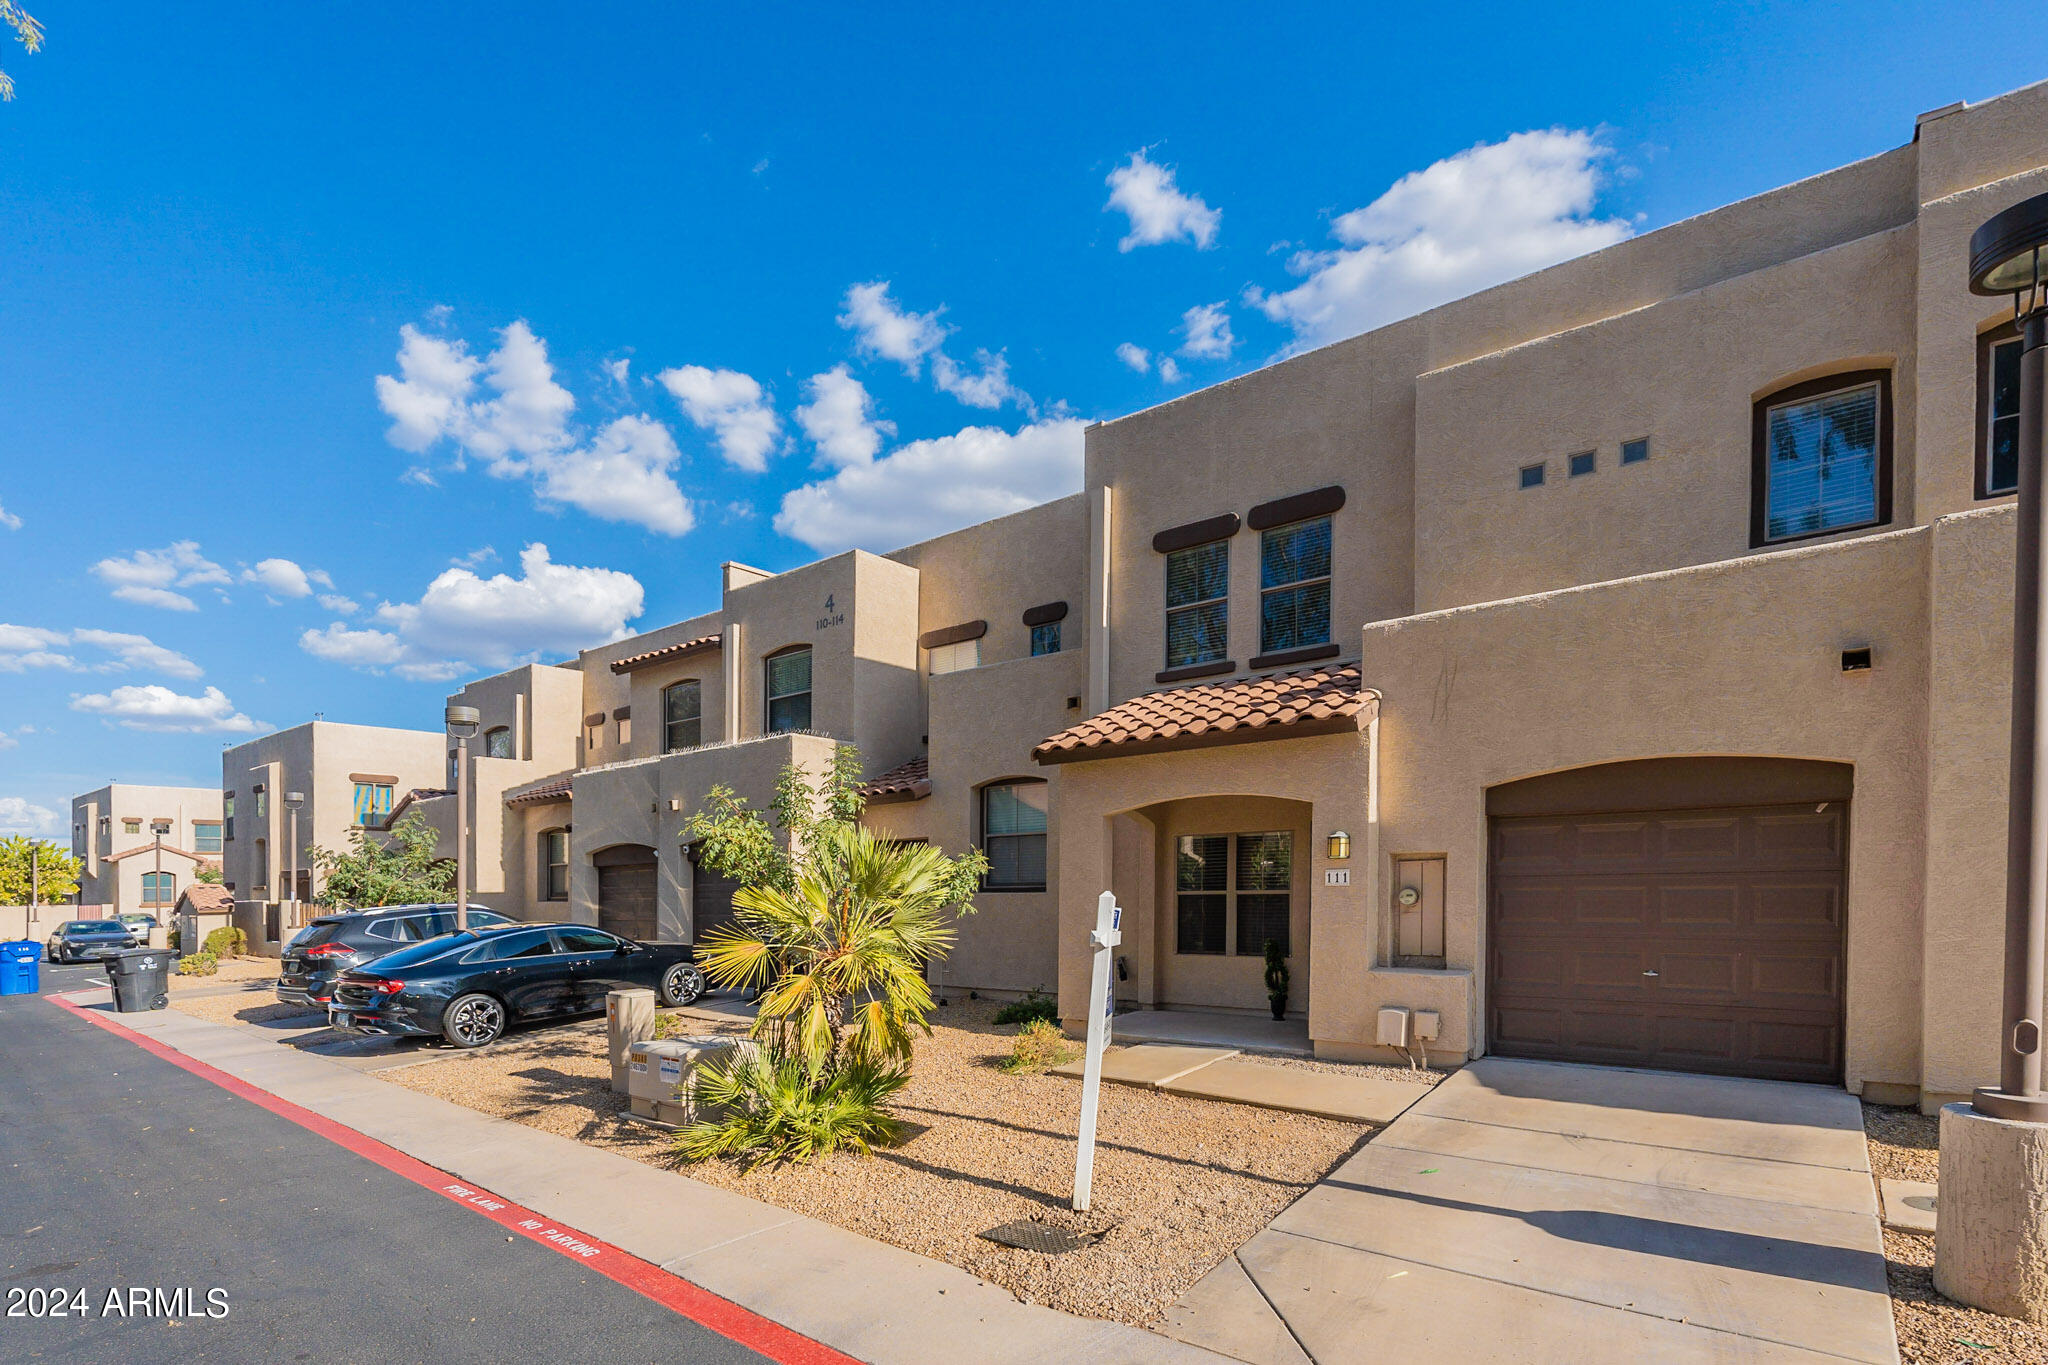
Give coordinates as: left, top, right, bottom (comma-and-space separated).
70, 921, 124, 933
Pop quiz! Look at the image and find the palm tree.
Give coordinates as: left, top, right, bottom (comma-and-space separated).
1, 3, 43, 102
695, 823, 963, 1076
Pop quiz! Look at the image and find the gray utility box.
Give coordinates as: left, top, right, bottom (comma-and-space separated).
626, 1037, 738, 1126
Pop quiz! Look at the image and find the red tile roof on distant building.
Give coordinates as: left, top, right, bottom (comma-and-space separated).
858, 756, 931, 804
609, 633, 722, 674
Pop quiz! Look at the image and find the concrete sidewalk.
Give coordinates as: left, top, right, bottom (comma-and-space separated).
67, 992, 1227, 1365
1052, 1044, 1435, 1124
1164, 1057, 1899, 1364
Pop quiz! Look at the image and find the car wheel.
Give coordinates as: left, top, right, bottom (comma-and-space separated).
441, 993, 506, 1049
660, 963, 707, 1008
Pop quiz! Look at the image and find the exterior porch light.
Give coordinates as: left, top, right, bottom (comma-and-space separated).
1326, 830, 1351, 860
446, 705, 481, 931
1937, 189, 2048, 1323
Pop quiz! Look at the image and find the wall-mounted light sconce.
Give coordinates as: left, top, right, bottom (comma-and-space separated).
1327, 830, 1352, 860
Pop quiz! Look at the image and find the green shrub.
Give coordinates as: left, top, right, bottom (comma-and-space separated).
202, 926, 247, 959
178, 952, 219, 977
1001, 1018, 1078, 1075
993, 988, 1059, 1026
674, 1045, 909, 1170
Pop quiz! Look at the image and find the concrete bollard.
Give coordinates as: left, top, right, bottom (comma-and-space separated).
606, 988, 657, 1095
1934, 1102, 2048, 1323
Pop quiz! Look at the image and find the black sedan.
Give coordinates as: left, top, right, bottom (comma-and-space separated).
328, 923, 707, 1048
46, 919, 141, 963
277, 903, 514, 1006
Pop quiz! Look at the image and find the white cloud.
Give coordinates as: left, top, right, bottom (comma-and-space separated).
71, 684, 264, 735
0, 732, 16, 752
241, 557, 322, 598
300, 543, 644, 681
838, 281, 948, 376
376, 320, 695, 536
0, 503, 21, 531
0, 624, 75, 672
0, 796, 59, 836
795, 365, 893, 468
90, 541, 231, 612
605, 357, 631, 388
1179, 302, 1236, 360
931, 350, 1027, 411
69, 629, 203, 680
775, 418, 1086, 554
1250, 128, 1632, 352
656, 365, 782, 473
317, 594, 359, 615
1158, 357, 1185, 385
1105, 150, 1221, 251
1115, 342, 1150, 374
400, 466, 439, 487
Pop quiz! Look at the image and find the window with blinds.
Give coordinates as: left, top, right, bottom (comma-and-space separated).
664, 680, 702, 751
766, 647, 812, 733
1759, 378, 1885, 543
927, 638, 979, 675
1166, 540, 1229, 669
541, 829, 569, 900
1259, 518, 1331, 655
352, 782, 394, 827
1175, 831, 1292, 957
1985, 330, 2023, 497
981, 781, 1048, 889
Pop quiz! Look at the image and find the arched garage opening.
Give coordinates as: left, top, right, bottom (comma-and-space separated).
591, 843, 658, 943
1485, 757, 1852, 1084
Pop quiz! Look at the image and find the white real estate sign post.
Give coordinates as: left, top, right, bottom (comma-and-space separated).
1073, 890, 1122, 1213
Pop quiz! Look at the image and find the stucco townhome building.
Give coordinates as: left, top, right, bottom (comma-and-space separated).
303, 80, 2043, 1118
70, 782, 224, 917
218, 720, 448, 953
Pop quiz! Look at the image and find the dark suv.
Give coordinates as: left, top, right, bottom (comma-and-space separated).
277, 904, 513, 1007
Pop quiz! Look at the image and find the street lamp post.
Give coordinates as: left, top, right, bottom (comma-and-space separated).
28, 843, 38, 927
284, 791, 305, 931
446, 706, 480, 931
150, 819, 170, 925
1937, 189, 2048, 1322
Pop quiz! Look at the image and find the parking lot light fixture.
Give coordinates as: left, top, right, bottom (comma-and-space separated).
446, 705, 481, 931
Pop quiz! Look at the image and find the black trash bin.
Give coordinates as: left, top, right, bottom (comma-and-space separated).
105, 948, 171, 1013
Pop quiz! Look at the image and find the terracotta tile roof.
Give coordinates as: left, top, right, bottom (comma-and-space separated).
175, 883, 233, 914
105, 843, 207, 863
505, 776, 574, 807
1033, 663, 1376, 765
609, 632, 722, 674
858, 756, 930, 804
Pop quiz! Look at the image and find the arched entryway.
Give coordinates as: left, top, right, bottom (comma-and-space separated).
592, 843, 658, 942
1486, 757, 1851, 1083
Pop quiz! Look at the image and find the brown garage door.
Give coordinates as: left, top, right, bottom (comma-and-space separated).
597, 860, 658, 943
1488, 801, 1845, 1084
687, 845, 741, 946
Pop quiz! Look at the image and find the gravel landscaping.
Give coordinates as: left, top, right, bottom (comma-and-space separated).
386, 999, 1428, 1325
169, 955, 280, 992
170, 987, 315, 1029
1863, 1103, 2048, 1364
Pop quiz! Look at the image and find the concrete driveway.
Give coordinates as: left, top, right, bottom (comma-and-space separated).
1165, 1057, 1897, 1364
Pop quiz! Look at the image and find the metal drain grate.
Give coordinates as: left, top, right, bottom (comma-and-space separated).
978, 1220, 1092, 1255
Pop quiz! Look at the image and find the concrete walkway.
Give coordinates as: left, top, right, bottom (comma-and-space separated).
1164, 1058, 1899, 1364
64, 987, 1228, 1365
1108, 1008, 1313, 1056
1052, 1044, 1435, 1125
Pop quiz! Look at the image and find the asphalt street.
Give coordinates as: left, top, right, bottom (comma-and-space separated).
0, 961, 769, 1364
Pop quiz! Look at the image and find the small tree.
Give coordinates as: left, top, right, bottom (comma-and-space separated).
307, 811, 454, 908
0, 835, 80, 905
193, 862, 223, 885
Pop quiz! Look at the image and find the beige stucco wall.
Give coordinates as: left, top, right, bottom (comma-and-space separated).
69, 783, 223, 915
574, 612, 720, 768
624, 644, 727, 762
1358, 525, 1939, 1092
888, 494, 1091, 669
1141, 794, 1313, 1015
1413, 225, 1919, 611
566, 732, 842, 944
220, 721, 446, 952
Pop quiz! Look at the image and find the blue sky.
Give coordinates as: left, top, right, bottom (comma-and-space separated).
2, 2, 2045, 837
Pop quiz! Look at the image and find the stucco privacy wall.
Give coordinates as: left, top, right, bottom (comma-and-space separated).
1413, 225, 1919, 612
1925, 506, 2017, 1103
1358, 524, 1937, 1092
566, 732, 841, 943
1052, 729, 1375, 1051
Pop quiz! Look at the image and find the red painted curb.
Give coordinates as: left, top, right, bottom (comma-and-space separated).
48, 993, 861, 1365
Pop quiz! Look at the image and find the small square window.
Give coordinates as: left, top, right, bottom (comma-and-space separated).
1519, 463, 1545, 489
1621, 437, 1650, 465
1568, 451, 1596, 478
1030, 621, 1061, 656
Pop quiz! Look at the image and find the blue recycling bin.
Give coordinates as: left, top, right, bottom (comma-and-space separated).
0, 940, 40, 996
